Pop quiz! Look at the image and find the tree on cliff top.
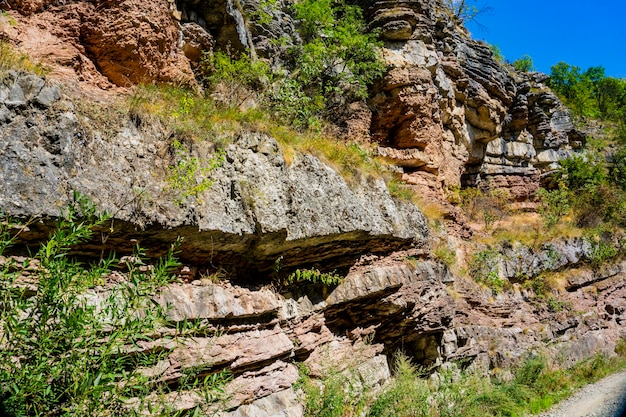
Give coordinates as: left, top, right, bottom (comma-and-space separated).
444, 0, 492, 24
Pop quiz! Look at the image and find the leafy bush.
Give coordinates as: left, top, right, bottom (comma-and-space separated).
545, 152, 626, 228
443, 0, 488, 23
537, 186, 571, 227
291, 0, 385, 103
456, 187, 509, 230
467, 248, 505, 293
611, 147, 626, 189
297, 349, 626, 417
200, 0, 385, 129
367, 353, 430, 417
0, 194, 228, 416
549, 62, 626, 122
202, 50, 274, 109
297, 364, 366, 417
513, 55, 534, 72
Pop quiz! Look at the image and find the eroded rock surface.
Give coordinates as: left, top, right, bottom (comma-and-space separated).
0, 71, 427, 275
0, 1, 621, 416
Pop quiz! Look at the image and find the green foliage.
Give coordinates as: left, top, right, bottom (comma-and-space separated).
548, 152, 626, 228
296, 348, 626, 417
587, 234, 620, 269
612, 147, 626, 190
433, 243, 456, 267
513, 54, 534, 72
367, 353, 430, 417
297, 364, 367, 417
467, 248, 505, 293
202, 50, 274, 108
286, 268, 343, 286
386, 178, 414, 201
489, 44, 504, 63
549, 62, 626, 122
556, 153, 607, 190
537, 186, 571, 227
291, 0, 385, 101
0, 195, 229, 416
615, 338, 626, 357
201, 0, 385, 129
166, 140, 225, 205
456, 187, 509, 230
0, 40, 48, 75
443, 0, 481, 23
250, 0, 279, 25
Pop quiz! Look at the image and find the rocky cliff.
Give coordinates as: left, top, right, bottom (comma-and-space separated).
0, 0, 624, 416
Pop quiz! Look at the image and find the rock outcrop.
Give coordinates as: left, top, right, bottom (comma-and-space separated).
358, 0, 583, 201
2, 0, 195, 88
0, 1, 622, 416
0, 71, 427, 275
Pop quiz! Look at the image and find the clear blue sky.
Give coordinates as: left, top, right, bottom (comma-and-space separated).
466, 1, 626, 78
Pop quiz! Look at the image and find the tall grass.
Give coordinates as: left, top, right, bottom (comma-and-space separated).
302, 349, 626, 417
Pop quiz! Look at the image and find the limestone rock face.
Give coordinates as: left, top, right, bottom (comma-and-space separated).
0, 2, 622, 416
0, 71, 428, 274
352, 0, 583, 201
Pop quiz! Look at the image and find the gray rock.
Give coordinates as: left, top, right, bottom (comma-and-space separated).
35, 86, 61, 108
216, 389, 303, 417
5, 82, 26, 107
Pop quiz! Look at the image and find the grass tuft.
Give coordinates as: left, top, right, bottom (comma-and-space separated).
0, 40, 48, 76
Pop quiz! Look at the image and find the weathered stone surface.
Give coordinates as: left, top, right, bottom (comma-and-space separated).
170, 326, 294, 372
356, 0, 583, 202
181, 22, 215, 63
0, 73, 428, 274
158, 282, 280, 321
4, 1, 195, 87
499, 238, 594, 280
216, 388, 303, 417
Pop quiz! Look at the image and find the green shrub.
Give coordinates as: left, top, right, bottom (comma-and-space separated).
457, 188, 508, 230
612, 147, 626, 190
537, 186, 571, 227
200, 0, 385, 129
467, 248, 505, 293
297, 364, 366, 417
489, 44, 504, 63
0, 194, 228, 416
513, 55, 534, 72
166, 140, 225, 205
367, 353, 430, 417
587, 237, 619, 269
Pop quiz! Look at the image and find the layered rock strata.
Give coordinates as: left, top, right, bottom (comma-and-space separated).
0, 1, 621, 416
0, 72, 427, 275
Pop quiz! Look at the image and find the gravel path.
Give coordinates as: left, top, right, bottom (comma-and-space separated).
537, 370, 626, 417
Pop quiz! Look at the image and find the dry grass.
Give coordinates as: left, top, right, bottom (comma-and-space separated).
128, 84, 390, 183
0, 40, 48, 76
478, 212, 584, 247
